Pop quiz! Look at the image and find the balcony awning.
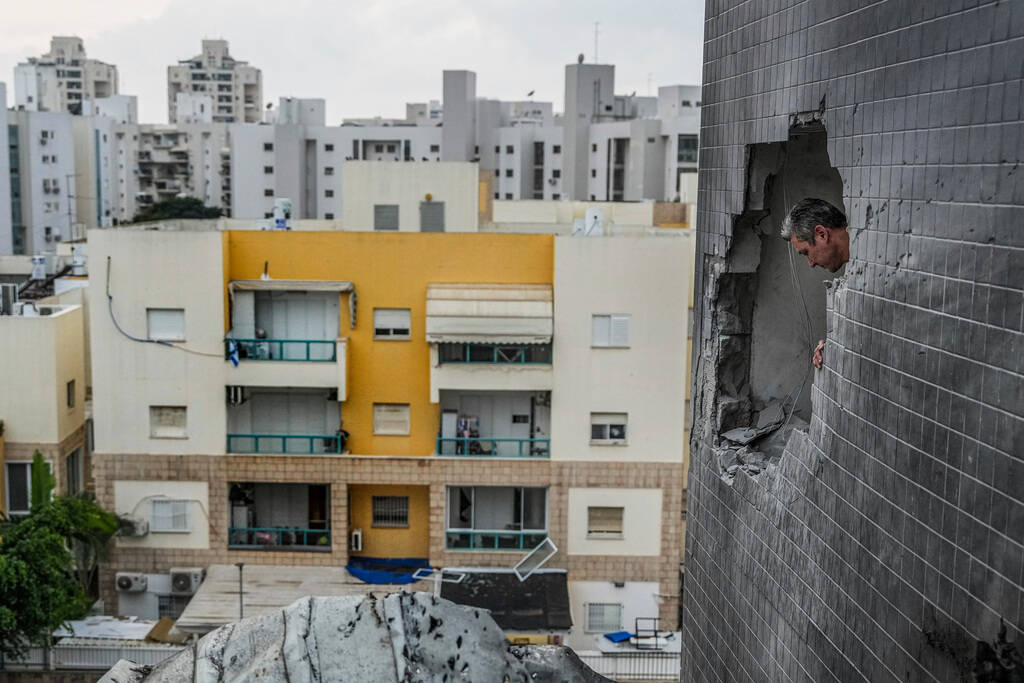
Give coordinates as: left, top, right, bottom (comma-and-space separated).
229, 279, 357, 329
426, 283, 553, 344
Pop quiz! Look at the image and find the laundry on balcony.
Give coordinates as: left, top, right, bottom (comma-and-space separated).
426, 283, 552, 344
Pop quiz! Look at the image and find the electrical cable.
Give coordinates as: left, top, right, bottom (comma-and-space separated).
106, 256, 223, 358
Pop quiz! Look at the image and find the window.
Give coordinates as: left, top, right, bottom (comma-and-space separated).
374, 308, 410, 339
494, 192, 500, 199
374, 204, 399, 231
65, 448, 83, 495
325, 189, 334, 197
151, 499, 189, 532
591, 169, 597, 178
66, 379, 75, 408
374, 144, 383, 153
587, 506, 624, 538
324, 167, 334, 175
494, 146, 501, 154
677, 134, 698, 163
430, 144, 440, 153
446, 486, 548, 550
263, 165, 273, 174
263, 142, 273, 151
591, 314, 630, 347
552, 193, 560, 200
374, 403, 410, 435
5, 462, 34, 515
591, 143, 597, 152
325, 212, 334, 219
386, 144, 396, 153
147, 308, 185, 341
264, 188, 274, 197
325, 143, 334, 152
591, 413, 628, 444
553, 145, 561, 154
372, 496, 409, 527
150, 406, 187, 439
586, 603, 623, 632
552, 169, 561, 178
505, 193, 513, 199
506, 145, 514, 154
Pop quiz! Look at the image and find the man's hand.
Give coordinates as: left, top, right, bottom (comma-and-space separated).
812, 339, 825, 370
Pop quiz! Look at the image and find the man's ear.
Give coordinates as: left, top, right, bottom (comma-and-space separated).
814, 224, 829, 243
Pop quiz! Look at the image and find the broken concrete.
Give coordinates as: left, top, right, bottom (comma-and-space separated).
98, 593, 609, 683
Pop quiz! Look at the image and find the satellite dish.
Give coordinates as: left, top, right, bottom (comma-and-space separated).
577, 53, 584, 64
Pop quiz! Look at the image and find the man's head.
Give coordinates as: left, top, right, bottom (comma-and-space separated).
780, 198, 850, 272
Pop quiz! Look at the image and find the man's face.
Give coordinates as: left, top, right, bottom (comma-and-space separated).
789, 225, 845, 272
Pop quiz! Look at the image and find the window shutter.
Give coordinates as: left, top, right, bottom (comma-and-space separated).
588, 506, 624, 535
147, 308, 185, 341
610, 315, 631, 347
374, 403, 410, 435
420, 201, 445, 232
374, 204, 399, 230
591, 315, 610, 346
150, 406, 187, 438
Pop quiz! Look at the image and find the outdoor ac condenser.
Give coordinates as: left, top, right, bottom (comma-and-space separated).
115, 572, 147, 593
170, 567, 205, 595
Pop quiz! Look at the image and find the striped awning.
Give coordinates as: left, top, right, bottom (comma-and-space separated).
426, 283, 553, 344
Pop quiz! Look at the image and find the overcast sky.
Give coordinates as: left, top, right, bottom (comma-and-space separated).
0, 0, 705, 124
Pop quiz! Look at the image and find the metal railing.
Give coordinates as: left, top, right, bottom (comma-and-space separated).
227, 433, 344, 454
226, 338, 336, 362
1, 644, 183, 670
576, 652, 681, 681
228, 526, 331, 550
445, 530, 548, 550
439, 343, 551, 364
437, 436, 549, 458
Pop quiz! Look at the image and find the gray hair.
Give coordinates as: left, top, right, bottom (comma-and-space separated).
780, 198, 847, 242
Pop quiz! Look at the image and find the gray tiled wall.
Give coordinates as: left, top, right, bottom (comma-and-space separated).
684, 1, 1023, 681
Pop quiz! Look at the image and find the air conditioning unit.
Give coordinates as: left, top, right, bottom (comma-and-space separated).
115, 572, 148, 593
170, 567, 205, 595
349, 529, 363, 552
118, 515, 150, 537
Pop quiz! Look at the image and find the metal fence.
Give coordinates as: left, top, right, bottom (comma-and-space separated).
576, 652, 681, 682
1, 643, 184, 670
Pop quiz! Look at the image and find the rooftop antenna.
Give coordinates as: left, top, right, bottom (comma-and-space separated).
594, 21, 600, 63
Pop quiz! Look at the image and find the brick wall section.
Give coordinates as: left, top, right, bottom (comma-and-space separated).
94, 454, 682, 626
4, 424, 88, 496
684, 1, 1023, 681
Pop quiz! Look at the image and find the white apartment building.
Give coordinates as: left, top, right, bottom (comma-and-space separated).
14, 36, 118, 114
168, 40, 262, 124
1, 84, 12, 254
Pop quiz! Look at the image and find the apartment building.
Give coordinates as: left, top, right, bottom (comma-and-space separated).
88, 224, 692, 646
13, 36, 119, 114
0, 291, 89, 516
167, 40, 261, 124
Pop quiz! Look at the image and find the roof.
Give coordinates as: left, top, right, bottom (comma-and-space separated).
53, 616, 156, 640
440, 569, 571, 631
426, 283, 554, 344
174, 564, 416, 634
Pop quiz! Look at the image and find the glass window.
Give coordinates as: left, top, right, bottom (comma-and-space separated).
151, 499, 189, 532
591, 413, 628, 444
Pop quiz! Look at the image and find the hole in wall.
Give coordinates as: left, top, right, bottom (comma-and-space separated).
714, 124, 843, 466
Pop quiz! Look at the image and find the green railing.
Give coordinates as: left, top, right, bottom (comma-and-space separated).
438, 343, 551, 364
227, 433, 343, 454
445, 530, 548, 550
437, 437, 549, 458
228, 526, 331, 551
226, 338, 336, 362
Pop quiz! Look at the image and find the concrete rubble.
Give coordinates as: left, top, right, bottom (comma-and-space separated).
98, 592, 610, 683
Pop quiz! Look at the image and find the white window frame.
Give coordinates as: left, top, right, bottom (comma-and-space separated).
587, 506, 624, 539
372, 496, 410, 528
146, 308, 186, 342
373, 308, 411, 340
149, 406, 188, 439
591, 314, 631, 348
585, 602, 623, 633
373, 403, 410, 435
590, 412, 628, 445
151, 499, 190, 533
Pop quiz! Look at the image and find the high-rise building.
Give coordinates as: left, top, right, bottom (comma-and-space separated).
167, 40, 262, 124
14, 36, 119, 114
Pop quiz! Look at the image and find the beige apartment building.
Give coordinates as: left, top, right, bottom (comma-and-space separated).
14, 36, 119, 114
167, 40, 262, 124
87, 222, 694, 650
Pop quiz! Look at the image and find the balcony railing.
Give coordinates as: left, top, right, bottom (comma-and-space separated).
439, 343, 551, 364
445, 530, 548, 550
227, 433, 344, 454
437, 437, 549, 458
226, 338, 336, 362
228, 526, 330, 551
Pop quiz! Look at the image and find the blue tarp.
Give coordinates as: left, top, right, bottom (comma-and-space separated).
603, 631, 634, 643
345, 556, 431, 585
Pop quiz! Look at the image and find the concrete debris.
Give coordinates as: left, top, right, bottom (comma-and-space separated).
721, 399, 785, 445
98, 592, 610, 683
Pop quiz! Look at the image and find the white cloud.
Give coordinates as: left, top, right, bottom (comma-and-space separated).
0, 0, 704, 124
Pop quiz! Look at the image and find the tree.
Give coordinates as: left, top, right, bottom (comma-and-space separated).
130, 196, 222, 223
0, 456, 118, 659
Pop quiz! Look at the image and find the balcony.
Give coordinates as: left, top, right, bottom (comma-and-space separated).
226, 387, 343, 455
226, 337, 347, 395
437, 390, 550, 458
229, 483, 331, 551
227, 338, 336, 362
446, 486, 548, 551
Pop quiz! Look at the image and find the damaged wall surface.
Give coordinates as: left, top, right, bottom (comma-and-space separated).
684, 1, 1023, 681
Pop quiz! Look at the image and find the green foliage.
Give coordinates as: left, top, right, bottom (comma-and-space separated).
0, 494, 118, 659
29, 450, 55, 512
130, 196, 223, 223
